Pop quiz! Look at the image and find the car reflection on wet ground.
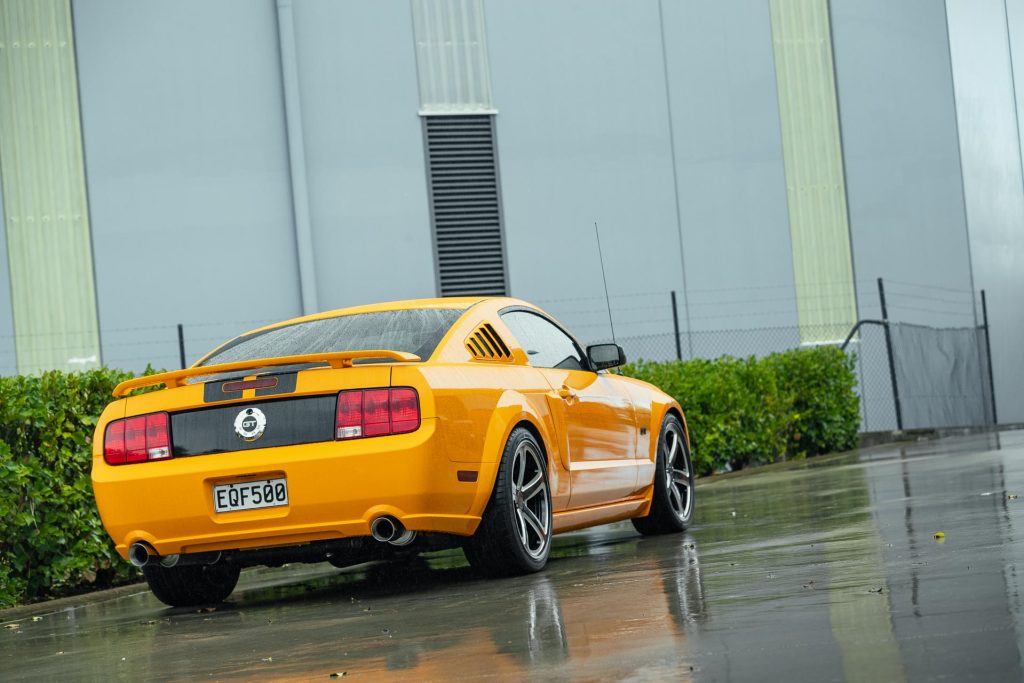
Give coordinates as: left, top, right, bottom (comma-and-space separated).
4, 430, 1024, 681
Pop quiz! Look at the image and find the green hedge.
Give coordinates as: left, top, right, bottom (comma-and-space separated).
0, 369, 145, 608
0, 349, 858, 608
623, 346, 860, 475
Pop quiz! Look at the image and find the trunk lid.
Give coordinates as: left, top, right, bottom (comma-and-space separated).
123, 364, 393, 457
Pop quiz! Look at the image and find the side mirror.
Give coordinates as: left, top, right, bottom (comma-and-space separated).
587, 343, 626, 371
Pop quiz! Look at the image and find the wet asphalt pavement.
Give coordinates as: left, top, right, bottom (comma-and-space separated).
4, 430, 1024, 681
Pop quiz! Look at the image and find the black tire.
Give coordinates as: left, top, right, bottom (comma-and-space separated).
463, 427, 552, 576
142, 562, 241, 608
633, 414, 695, 536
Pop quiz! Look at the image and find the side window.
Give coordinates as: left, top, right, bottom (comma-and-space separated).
500, 311, 586, 371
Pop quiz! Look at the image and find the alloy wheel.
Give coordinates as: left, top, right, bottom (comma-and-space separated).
511, 439, 550, 559
664, 422, 693, 521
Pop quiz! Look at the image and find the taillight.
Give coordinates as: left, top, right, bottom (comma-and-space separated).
363, 389, 391, 437
335, 391, 363, 439
104, 421, 126, 465
104, 412, 172, 465
390, 388, 419, 433
145, 413, 171, 460
335, 387, 420, 440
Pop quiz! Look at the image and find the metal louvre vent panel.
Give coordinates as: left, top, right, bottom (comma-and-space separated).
424, 115, 508, 297
466, 322, 512, 360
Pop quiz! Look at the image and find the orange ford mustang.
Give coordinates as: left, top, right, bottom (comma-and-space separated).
92, 297, 695, 607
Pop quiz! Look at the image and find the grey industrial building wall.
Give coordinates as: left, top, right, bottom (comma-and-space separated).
831, 0, 976, 326
947, 0, 1024, 425
290, 0, 437, 310
72, 0, 303, 369
830, 1, 983, 429
485, 0, 798, 349
1, 0, 1021, 425
662, 1, 797, 332
485, 0, 686, 343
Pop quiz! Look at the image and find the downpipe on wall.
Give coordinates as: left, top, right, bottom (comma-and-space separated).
276, 0, 319, 315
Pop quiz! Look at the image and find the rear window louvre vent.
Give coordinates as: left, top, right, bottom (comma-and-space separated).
423, 114, 509, 297
465, 323, 512, 361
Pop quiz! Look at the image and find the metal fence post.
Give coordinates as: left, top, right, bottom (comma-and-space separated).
878, 278, 904, 430
670, 291, 682, 361
177, 324, 187, 370
981, 290, 998, 424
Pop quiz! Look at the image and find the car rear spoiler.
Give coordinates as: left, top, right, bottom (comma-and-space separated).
111, 350, 421, 397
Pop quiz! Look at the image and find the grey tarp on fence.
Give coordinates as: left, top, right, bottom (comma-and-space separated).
888, 322, 993, 429
608, 320, 994, 433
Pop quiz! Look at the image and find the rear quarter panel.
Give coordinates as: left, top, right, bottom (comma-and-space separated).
393, 362, 569, 511
401, 300, 572, 511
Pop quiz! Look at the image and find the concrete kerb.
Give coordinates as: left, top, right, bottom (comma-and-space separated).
858, 422, 1024, 449
696, 423, 1024, 484
0, 581, 147, 623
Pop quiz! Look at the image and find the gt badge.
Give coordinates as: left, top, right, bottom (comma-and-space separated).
234, 407, 267, 442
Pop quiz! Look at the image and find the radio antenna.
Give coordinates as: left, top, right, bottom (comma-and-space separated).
594, 222, 617, 344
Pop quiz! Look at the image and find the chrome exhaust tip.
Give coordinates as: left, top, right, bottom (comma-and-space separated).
390, 529, 417, 547
128, 542, 156, 568
371, 516, 398, 543
370, 516, 417, 546
159, 553, 181, 568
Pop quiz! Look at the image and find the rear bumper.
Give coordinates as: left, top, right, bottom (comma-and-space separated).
92, 418, 497, 559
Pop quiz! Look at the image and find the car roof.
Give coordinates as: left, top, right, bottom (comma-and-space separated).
254, 296, 534, 329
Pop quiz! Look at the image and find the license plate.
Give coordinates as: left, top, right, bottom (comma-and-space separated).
213, 477, 289, 513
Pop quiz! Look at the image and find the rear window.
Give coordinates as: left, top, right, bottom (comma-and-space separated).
199, 309, 464, 367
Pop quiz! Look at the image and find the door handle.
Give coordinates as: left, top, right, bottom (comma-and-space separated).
558, 385, 577, 402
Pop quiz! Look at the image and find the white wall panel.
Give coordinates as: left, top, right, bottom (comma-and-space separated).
0, 189, 13, 375
0, 0, 100, 373
769, 0, 856, 342
947, 0, 1024, 423
412, 0, 494, 113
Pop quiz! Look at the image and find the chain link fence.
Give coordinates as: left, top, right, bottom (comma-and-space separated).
584, 321, 994, 433
1, 280, 997, 433
538, 281, 997, 433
